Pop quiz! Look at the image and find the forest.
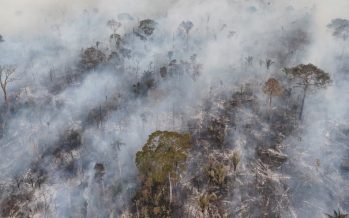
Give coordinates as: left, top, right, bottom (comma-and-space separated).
0, 0, 349, 217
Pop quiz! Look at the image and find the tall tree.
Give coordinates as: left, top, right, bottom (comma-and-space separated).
179, 21, 194, 50
107, 19, 122, 49
0, 66, 16, 103
284, 63, 331, 119
262, 78, 283, 108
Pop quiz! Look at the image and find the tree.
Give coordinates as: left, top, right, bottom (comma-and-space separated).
327, 18, 349, 41
262, 78, 283, 108
0, 66, 16, 103
265, 59, 274, 70
134, 19, 157, 41
136, 131, 191, 183
245, 56, 253, 66
0, 35, 4, 42
327, 19, 349, 59
284, 63, 331, 119
110, 33, 121, 49
179, 21, 194, 50
80, 47, 106, 71
107, 19, 122, 49
134, 131, 192, 217
107, 19, 121, 33
140, 19, 156, 35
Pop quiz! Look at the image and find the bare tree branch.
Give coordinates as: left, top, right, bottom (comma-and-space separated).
0, 66, 17, 103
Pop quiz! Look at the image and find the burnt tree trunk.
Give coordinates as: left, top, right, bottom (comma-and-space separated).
169, 173, 172, 205
299, 85, 308, 120
1, 85, 7, 104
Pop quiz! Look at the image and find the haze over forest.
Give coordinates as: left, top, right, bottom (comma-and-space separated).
0, 0, 349, 217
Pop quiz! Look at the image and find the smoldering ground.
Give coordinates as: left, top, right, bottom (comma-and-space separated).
0, 0, 348, 217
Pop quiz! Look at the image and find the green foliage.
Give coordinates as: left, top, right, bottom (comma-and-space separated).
284, 63, 331, 88
326, 209, 348, 218
133, 131, 192, 217
136, 131, 191, 183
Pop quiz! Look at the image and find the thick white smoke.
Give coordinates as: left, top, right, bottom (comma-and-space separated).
0, 0, 348, 217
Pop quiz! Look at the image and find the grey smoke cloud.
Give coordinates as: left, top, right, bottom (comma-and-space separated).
0, 0, 349, 217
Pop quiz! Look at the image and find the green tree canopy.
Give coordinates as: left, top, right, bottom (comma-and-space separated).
284, 63, 331, 87
135, 131, 191, 183
284, 63, 331, 119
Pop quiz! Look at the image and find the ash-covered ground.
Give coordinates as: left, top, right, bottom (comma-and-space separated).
0, 0, 349, 217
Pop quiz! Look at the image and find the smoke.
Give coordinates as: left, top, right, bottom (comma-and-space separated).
0, 0, 348, 217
